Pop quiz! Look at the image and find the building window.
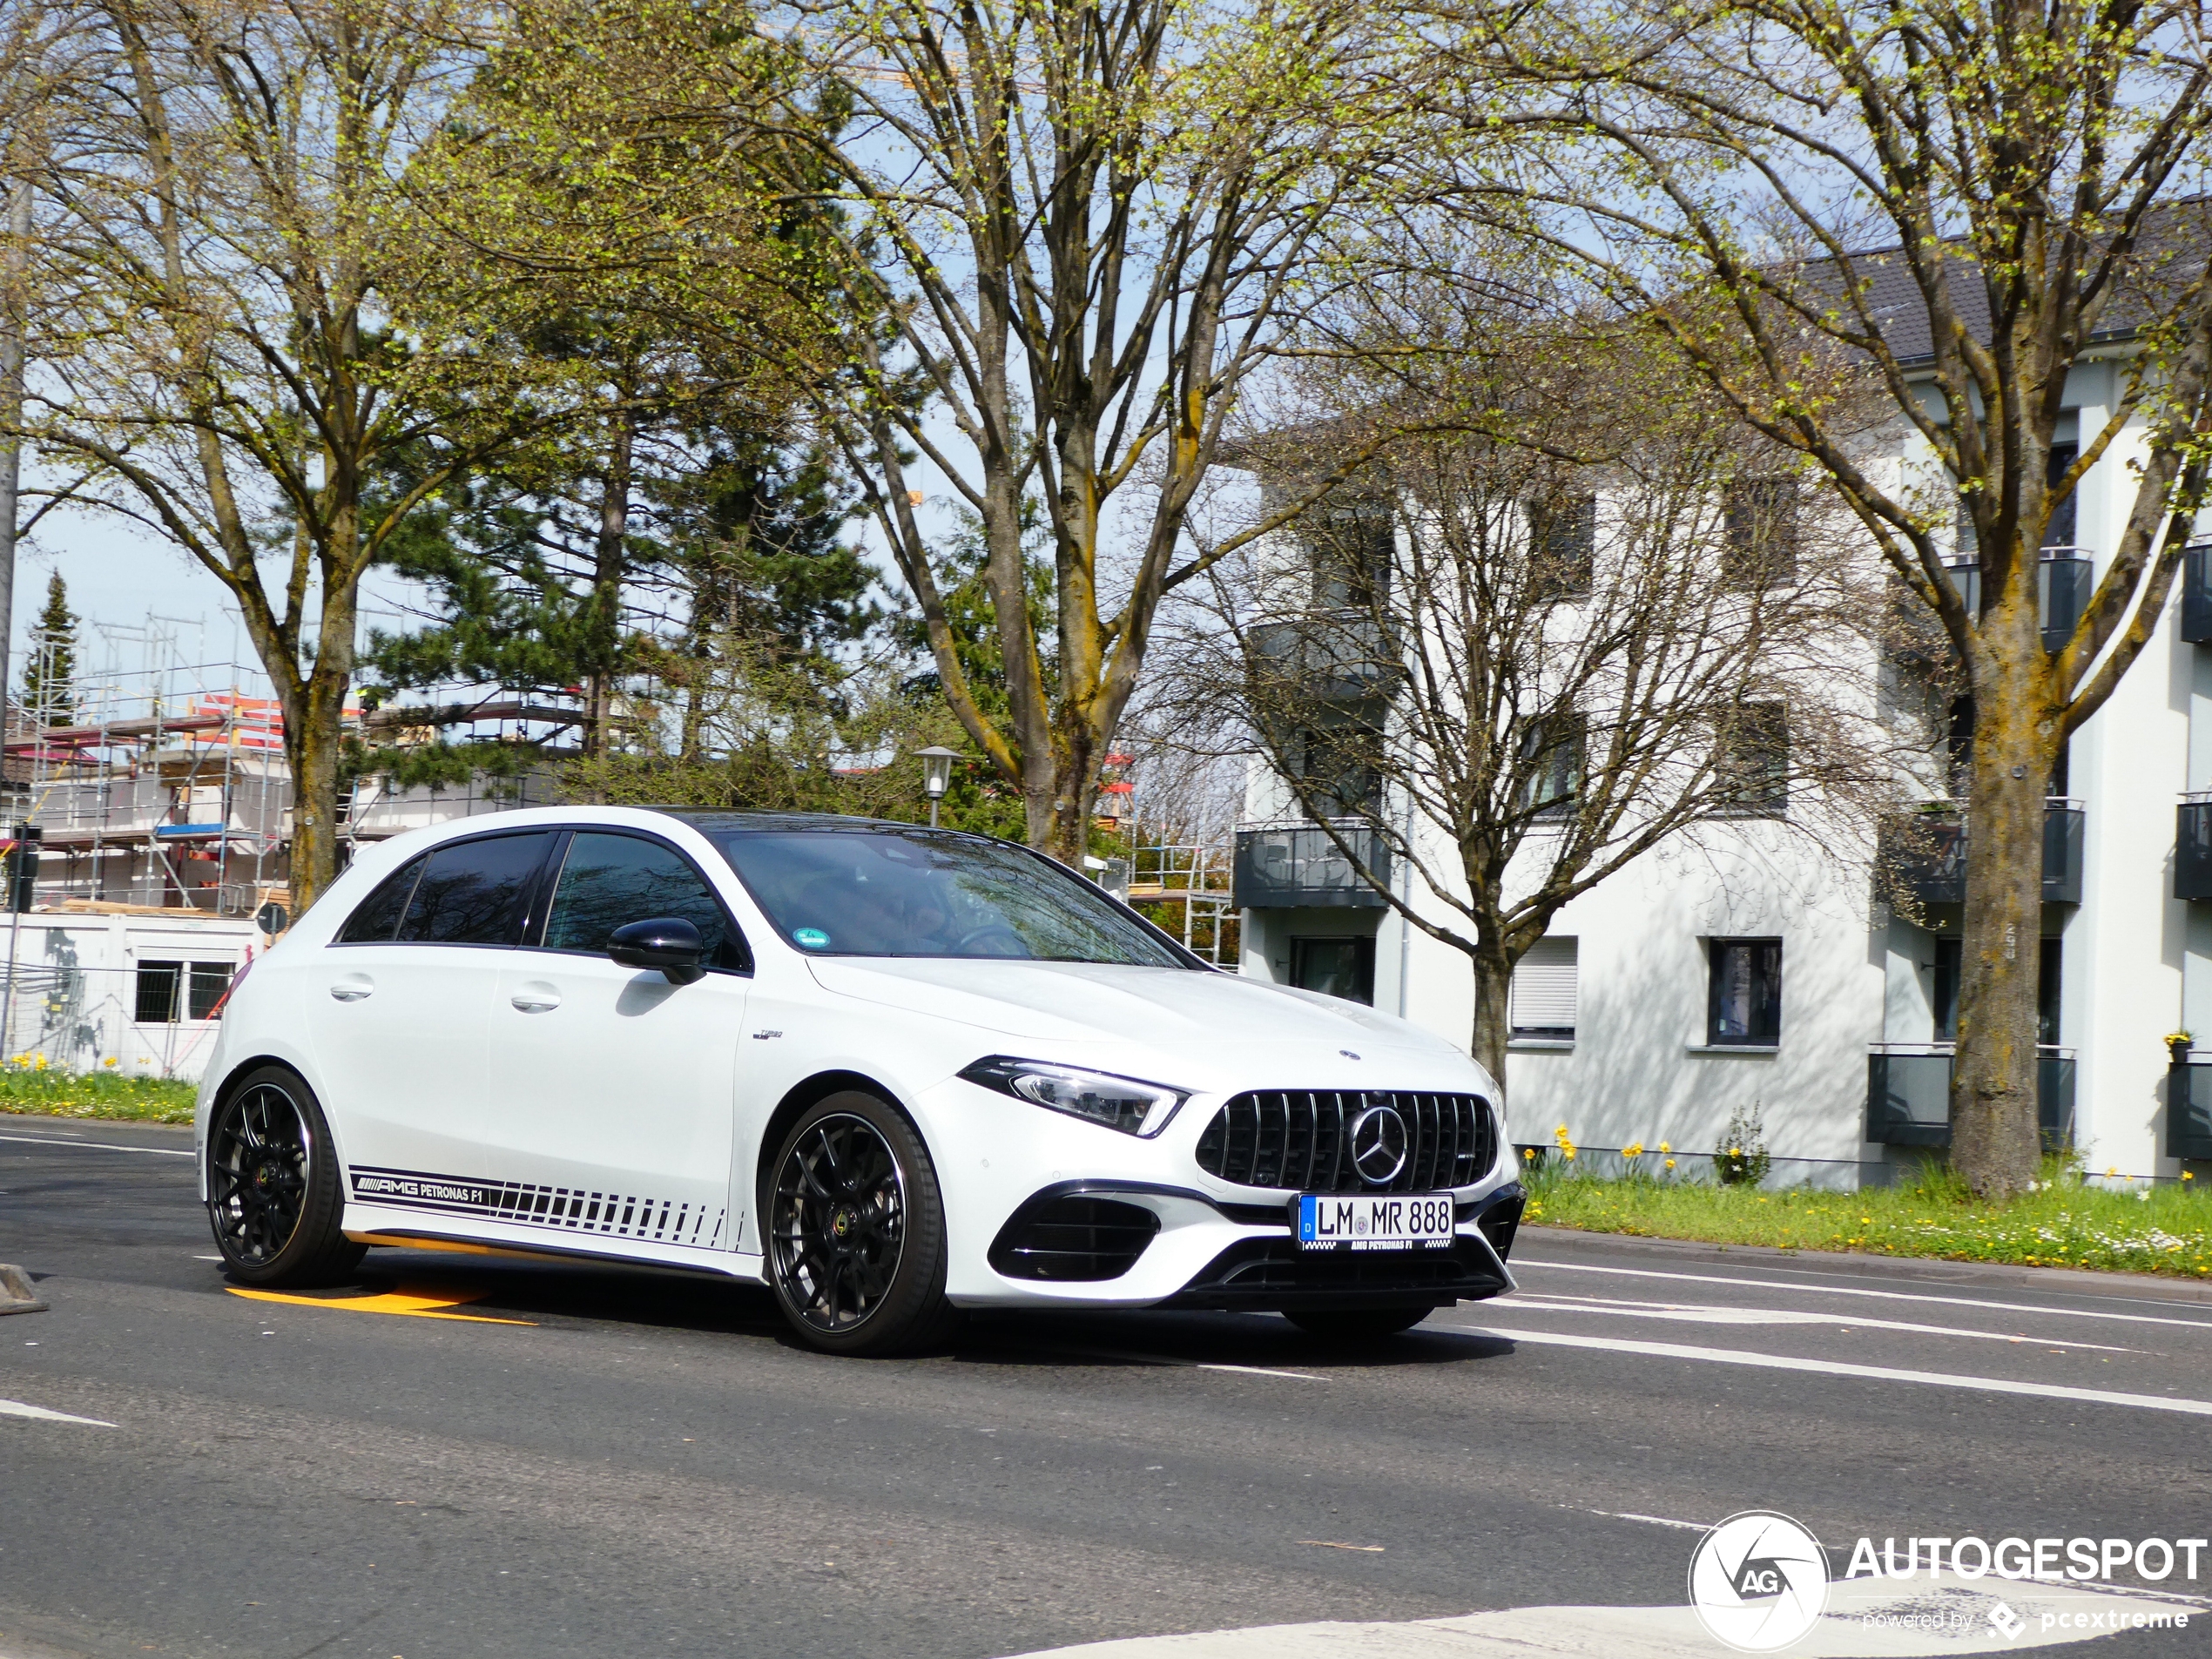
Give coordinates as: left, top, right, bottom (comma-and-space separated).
1288, 712, 1381, 817
1722, 478, 1798, 586
135, 960, 237, 1023
1511, 936, 1579, 1039
1305, 496, 1393, 610
1518, 712, 1586, 818
1714, 703, 1789, 818
1291, 936, 1374, 1004
1933, 936, 2060, 1044
1526, 493, 1595, 597
1707, 938, 1782, 1046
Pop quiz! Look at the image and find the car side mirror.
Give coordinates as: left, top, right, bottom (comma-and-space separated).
607, 917, 707, 986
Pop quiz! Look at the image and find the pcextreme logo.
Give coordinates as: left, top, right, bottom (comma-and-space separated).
1687, 1511, 1830, 1653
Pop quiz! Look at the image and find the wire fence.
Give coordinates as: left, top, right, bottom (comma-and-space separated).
0, 955, 239, 1080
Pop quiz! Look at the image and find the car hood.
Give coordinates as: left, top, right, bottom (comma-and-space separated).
805, 957, 1482, 1090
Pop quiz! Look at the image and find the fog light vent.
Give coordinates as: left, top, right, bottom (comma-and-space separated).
988, 1195, 1160, 1282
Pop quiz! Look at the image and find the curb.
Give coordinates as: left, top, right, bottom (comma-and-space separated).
0, 1263, 48, 1315
1516, 1224, 2212, 1305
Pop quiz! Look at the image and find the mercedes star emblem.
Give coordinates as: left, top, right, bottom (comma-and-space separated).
1348, 1103, 1409, 1185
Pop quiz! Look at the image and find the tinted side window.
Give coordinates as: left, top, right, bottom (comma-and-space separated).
336, 855, 426, 943
543, 833, 745, 969
398, 833, 552, 947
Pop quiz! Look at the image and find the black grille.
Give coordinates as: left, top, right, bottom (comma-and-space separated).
1195, 1091, 1495, 1192
988, 1196, 1160, 1282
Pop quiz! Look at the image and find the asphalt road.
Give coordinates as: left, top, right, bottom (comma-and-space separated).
2, 1116, 2209, 1659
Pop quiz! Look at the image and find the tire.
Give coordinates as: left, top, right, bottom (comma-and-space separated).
765, 1090, 958, 1357
1284, 1305, 1436, 1342
204, 1064, 365, 1287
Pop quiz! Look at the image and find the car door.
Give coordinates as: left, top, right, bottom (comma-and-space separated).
482, 828, 748, 1254
306, 828, 558, 1194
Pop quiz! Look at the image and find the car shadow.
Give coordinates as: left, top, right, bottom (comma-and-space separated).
277, 1248, 1522, 1366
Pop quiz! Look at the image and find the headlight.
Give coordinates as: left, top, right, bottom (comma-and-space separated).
957, 1055, 1189, 1137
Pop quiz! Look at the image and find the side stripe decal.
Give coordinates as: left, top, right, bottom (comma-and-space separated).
349, 1164, 726, 1251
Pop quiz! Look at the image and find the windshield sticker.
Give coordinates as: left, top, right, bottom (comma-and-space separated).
792, 927, 831, 948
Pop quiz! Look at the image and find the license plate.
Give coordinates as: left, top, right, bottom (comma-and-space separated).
1294, 1192, 1455, 1251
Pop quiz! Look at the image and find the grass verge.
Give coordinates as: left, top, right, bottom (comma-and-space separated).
0, 1071, 198, 1124
1521, 1158, 2212, 1278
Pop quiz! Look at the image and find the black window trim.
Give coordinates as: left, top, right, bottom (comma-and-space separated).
1706, 935, 1784, 1048
523, 824, 753, 976
327, 826, 563, 950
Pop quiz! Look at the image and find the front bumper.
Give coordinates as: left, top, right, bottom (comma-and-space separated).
960, 1178, 1525, 1312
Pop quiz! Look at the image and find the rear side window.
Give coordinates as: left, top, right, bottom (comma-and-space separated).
336, 855, 426, 942
397, 833, 553, 947
541, 832, 747, 970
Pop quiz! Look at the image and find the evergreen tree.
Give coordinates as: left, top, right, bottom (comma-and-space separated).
21, 571, 77, 727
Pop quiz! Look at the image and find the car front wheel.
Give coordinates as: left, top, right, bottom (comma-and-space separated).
765, 1091, 957, 1357
205, 1064, 364, 1286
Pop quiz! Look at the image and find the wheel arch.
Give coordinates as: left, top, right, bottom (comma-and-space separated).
201, 1054, 334, 1198
752, 1068, 917, 1226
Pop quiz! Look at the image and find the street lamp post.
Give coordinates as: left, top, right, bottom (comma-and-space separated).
915, 746, 960, 829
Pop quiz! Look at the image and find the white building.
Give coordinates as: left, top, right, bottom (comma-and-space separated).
1235, 362, 2212, 1188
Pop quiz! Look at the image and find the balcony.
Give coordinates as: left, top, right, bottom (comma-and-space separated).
1939, 551, 2094, 656
1865, 1045, 2076, 1150
2182, 543, 2212, 644
1232, 823, 1390, 909
2178, 793, 2212, 900
1248, 613, 1399, 705
2169, 1062, 2212, 1159
1885, 800, 2085, 906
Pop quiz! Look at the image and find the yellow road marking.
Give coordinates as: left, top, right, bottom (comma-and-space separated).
226, 1283, 536, 1325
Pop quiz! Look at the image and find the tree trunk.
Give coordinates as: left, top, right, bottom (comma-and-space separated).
584, 403, 634, 765
1469, 944, 1513, 1103
1952, 626, 2057, 1197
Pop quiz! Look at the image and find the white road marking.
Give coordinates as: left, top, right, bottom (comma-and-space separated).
1514, 1256, 2212, 1332
0, 1397, 117, 1428
0, 1131, 193, 1158
1197, 1364, 1326, 1381
1581, 1508, 1704, 1530
1007, 1572, 2204, 1656
1506, 1295, 2138, 1352
1460, 1323, 2212, 1415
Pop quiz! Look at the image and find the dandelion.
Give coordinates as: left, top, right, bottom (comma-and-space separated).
101, 1056, 117, 1069
1664, 1158, 1676, 1170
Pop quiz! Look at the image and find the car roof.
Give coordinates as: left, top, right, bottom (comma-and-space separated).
649, 809, 968, 837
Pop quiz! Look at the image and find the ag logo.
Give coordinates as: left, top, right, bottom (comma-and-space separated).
1687, 1510, 1829, 1652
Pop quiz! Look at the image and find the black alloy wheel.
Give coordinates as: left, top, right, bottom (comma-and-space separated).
205, 1064, 363, 1286
766, 1091, 957, 1356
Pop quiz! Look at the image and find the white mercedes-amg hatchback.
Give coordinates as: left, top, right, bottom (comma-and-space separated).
195, 809, 1523, 1353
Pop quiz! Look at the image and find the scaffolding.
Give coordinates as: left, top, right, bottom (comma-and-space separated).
1128, 839, 1239, 966
5, 619, 293, 914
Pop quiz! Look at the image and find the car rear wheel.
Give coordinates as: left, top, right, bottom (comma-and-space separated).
1284, 1305, 1435, 1342
766, 1091, 958, 1357
205, 1064, 364, 1286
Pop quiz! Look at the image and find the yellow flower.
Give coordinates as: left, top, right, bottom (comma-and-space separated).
1622, 1141, 1645, 1159
32, 1054, 45, 1070
1523, 1147, 1536, 1161
102, 1056, 116, 1069
1562, 1146, 1576, 1161
1664, 1158, 1676, 1170
1658, 1141, 1671, 1155
1730, 1146, 1742, 1157
2107, 1167, 2118, 1178
2186, 1171, 2196, 1183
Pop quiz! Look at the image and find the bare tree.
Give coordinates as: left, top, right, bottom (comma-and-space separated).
1166, 298, 1892, 1090
1420, 0, 2212, 1193
754, 0, 1401, 863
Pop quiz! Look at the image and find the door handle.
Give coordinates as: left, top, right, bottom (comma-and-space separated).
328, 980, 373, 1002
509, 987, 561, 1014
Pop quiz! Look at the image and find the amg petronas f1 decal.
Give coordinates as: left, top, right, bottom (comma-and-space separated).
350, 1165, 726, 1250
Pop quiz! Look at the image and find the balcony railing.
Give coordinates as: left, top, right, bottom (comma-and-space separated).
1937, 551, 2094, 657
2177, 792, 2212, 900
1884, 800, 2085, 906
2168, 1060, 2212, 1159
1248, 613, 1399, 704
2182, 543, 2212, 644
1865, 1044, 2077, 1150
1232, 822, 1390, 909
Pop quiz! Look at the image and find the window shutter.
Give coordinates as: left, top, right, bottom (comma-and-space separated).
1511, 936, 1579, 1035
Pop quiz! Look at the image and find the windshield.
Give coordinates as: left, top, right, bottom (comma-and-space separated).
705, 828, 1190, 967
